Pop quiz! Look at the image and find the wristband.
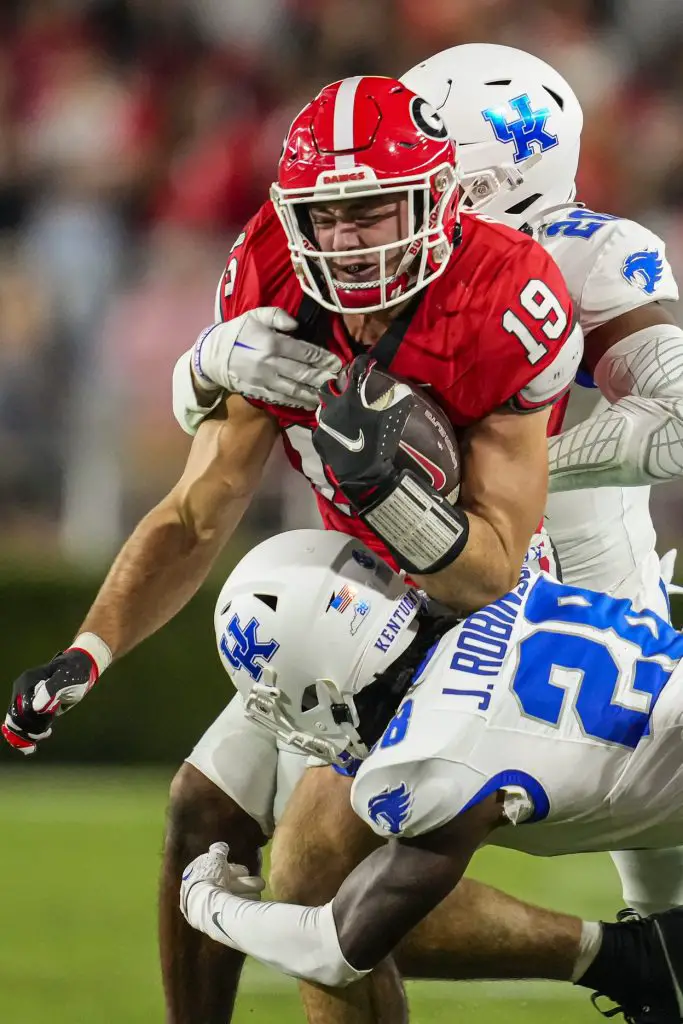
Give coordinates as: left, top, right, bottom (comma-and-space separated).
362, 471, 469, 575
68, 632, 113, 678
192, 325, 222, 391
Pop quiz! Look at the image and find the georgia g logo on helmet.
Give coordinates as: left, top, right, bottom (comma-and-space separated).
409, 96, 449, 140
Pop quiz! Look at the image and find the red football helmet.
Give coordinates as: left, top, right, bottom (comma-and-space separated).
271, 76, 460, 314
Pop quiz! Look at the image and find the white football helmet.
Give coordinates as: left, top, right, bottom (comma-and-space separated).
214, 529, 422, 766
401, 44, 583, 229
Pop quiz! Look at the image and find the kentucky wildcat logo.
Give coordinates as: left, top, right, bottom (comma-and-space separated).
367, 781, 413, 835
220, 614, 279, 682
621, 250, 664, 295
482, 93, 558, 163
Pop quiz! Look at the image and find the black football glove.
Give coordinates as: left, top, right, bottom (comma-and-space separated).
313, 355, 469, 575
3, 649, 99, 755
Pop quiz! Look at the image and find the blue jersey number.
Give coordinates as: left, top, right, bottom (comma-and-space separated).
381, 699, 414, 749
511, 579, 682, 749
545, 209, 618, 240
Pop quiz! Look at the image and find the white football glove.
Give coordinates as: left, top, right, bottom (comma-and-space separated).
180, 842, 265, 920
191, 305, 340, 404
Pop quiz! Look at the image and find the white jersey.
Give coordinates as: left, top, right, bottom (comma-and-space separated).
531, 205, 679, 600
351, 565, 683, 856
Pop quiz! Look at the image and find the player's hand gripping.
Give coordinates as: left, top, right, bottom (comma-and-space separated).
190, 307, 342, 409
180, 842, 265, 920
313, 354, 411, 508
314, 355, 469, 575
2, 637, 110, 755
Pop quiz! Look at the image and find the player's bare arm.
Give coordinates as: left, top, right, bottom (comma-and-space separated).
549, 298, 683, 492
2, 395, 278, 754
331, 796, 504, 970
79, 395, 278, 656
412, 405, 551, 609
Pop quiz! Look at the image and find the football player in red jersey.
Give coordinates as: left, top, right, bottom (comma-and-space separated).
180, 77, 581, 606
4, 78, 583, 1024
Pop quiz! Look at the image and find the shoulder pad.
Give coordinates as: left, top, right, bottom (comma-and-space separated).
478, 239, 579, 410
350, 684, 490, 840
351, 757, 483, 839
538, 210, 679, 332
511, 320, 583, 412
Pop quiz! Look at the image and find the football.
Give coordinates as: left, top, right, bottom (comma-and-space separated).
361, 363, 461, 504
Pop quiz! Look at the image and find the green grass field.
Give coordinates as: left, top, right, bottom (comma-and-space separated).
0, 768, 623, 1023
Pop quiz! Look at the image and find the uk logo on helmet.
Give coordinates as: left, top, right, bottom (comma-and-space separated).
482, 93, 559, 163
367, 781, 413, 835
621, 250, 664, 295
220, 614, 279, 681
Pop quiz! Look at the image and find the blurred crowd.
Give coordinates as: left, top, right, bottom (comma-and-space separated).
1, 0, 683, 564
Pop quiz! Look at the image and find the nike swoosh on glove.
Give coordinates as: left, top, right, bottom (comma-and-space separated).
180, 842, 265, 919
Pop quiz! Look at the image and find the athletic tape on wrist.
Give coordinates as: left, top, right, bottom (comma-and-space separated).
69, 632, 113, 677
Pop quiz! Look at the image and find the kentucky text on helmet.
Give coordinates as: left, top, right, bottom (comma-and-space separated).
374, 589, 422, 652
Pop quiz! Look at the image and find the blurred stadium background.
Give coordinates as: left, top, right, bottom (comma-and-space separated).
2, 0, 683, 1021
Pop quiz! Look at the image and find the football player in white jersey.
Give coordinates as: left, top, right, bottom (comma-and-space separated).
181, 529, 683, 1024
400, 38, 683, 940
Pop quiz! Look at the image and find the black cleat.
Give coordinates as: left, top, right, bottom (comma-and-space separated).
584, 908, 683, 1023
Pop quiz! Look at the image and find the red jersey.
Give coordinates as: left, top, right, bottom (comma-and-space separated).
215, 202, 582, 555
